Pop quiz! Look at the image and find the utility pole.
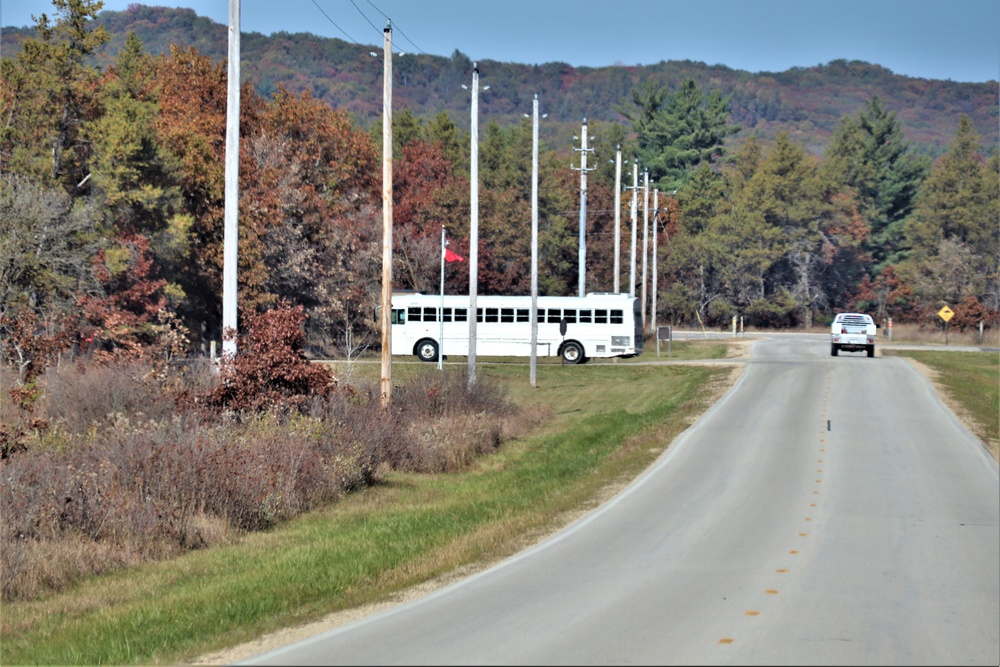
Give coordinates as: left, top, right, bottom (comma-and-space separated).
653, 189, 676, 337
464, 63, 487, 388
640, 169, 649, 332
438, 226, 446, 371
629, 160, 639, 297
379, 21, 393, 407
222, 0, 240, 358
530, 95, 541, 388
613, 145, 622, 294
572, 119, 595, 297
651, 189, 659, 335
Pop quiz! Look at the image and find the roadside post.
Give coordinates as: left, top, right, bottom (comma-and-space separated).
938, 305, 954, 345
658, 325, 672, 358
560, 317, 568, 366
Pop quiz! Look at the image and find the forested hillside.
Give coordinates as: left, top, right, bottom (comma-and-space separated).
2, 1, 998, 367
2, 4, 997, 158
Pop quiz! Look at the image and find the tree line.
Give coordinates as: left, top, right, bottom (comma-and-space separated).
2, 0, 997, 368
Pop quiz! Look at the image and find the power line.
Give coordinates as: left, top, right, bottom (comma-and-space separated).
309, 0, 361, 44
349, 0, 381, 34
311, 0, 434, 71
364, 0, 430, 56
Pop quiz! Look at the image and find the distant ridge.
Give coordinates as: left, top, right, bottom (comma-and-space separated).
2, 5, 996, 156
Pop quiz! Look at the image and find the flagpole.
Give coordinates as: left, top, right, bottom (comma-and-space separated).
439, 226, 446, 370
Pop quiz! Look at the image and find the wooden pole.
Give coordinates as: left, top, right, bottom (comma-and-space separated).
380, 22, 393, 407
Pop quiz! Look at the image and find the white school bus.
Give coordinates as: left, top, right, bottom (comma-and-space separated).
387, 292, 643, 364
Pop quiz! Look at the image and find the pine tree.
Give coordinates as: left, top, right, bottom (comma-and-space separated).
901, 115, 998, 313
905, 115, 995, 259
616, 79, 740, 192
824, 95, 929, 270
88, 31, 180, 237
422, 111, 466, 174
0, 0, 110, 191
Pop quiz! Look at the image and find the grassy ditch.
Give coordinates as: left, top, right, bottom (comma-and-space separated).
2, 347, 735, 665
882, 349, 999, 461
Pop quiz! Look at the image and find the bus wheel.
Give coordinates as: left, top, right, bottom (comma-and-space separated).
416, 339, 439, 363
561, 341, 584, 364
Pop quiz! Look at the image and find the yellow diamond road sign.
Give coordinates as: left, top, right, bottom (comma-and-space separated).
938, 305, 954, 322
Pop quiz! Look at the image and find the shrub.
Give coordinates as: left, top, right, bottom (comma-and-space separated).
1, 311, 524, 602
952, 295, 999, 332
746, 290, 800, 328
0, 308, 73, 459
0, 412, 365, 600
39, 360, 182, 434
202, 302, 335, 415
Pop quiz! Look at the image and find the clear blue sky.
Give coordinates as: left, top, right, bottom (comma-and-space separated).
3, 0, 998, 82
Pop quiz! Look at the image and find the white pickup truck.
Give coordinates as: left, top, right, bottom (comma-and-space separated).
831, 312, 877, 357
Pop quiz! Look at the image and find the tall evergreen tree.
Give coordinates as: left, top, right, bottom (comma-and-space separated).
88, 31, 180, 239
824, 95, 929, 270
661, 164, 730, 322
0, 0, 110, 192
369, 107, 423, 159
675, 162, 727, 236
615, 78, 740, 192
904, 115, 996, 259
902, 115, 998, 312
479, 118, 532, 195
422, 110, 466, 174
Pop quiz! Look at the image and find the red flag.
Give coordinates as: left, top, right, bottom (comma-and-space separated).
445, 248, 464, 263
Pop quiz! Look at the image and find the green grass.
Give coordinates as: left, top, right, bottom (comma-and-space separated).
2, 351, 735, 665
883, 349, 999, 447
333, 338, 729, 376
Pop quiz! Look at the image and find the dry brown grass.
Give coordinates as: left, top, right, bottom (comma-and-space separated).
0, 360, 523, 603
881, 321, 999, 347
407, 403, 552, 473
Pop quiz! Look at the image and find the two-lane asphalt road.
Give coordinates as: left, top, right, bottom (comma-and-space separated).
243, 335, 999, 666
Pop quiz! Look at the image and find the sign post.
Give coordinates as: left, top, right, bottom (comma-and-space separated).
657, 325, 672, 358
559, 318, 568, 366
938, 305, 954, 345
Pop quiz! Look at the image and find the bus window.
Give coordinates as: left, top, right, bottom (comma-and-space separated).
594, 309, 608, 324
546, 309, 562, 324
476, 308, 484, 323
563, 309, 577, 324
455, 308, 468, 322
408, 307, 422, 322
611, 309, 624, 324
500, 308, 515, 323
579, 310, 592, 323
391, 309, 406, 325
442, 308, 453, 322
516, 308, 530, 322
485, 308, 499, 323
422, 307, 438, 322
